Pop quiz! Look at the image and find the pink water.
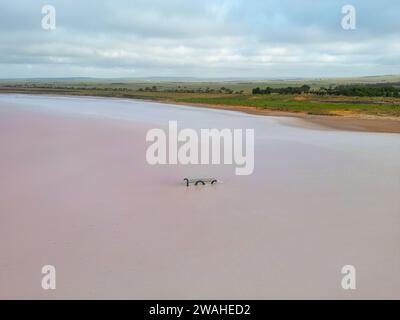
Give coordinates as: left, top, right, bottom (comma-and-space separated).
0, 94, 399, 299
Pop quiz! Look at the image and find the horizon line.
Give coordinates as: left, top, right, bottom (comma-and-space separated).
0, 74, 399, 82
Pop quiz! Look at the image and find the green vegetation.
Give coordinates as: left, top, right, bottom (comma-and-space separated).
252, 84, 400, 97
323, 85, 400, 97
253, 85, 310, 95
177, 95, 400, 117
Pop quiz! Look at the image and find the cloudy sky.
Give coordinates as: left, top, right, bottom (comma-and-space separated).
0, 0, 399, 79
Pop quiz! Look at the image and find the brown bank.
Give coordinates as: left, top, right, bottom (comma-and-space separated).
169, 101, 400, 134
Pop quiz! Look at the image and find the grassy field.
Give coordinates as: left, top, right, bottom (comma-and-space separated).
176, 95, 400, 117
1, 76, 400, 117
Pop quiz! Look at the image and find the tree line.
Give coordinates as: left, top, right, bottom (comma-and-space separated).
252, 84, 400, 97
138, 86, 244, 94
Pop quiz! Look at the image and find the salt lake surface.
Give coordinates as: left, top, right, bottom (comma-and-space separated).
0, 94, 399, 299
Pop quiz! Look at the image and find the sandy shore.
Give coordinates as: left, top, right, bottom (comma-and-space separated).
167, 101, 400, 133
1, 95, 400, 299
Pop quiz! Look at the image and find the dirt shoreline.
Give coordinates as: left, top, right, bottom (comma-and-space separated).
166, 101, 400, 134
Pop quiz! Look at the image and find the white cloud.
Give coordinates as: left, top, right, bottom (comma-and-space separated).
0, 0, 399, 78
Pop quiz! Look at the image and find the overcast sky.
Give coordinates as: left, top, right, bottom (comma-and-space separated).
0, 0, 399, 79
